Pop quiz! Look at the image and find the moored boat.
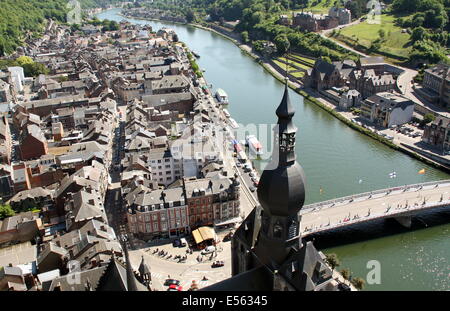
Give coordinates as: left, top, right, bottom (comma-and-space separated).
246, 135, 263, 156
215, 88, 229, 105
229, 118, 239, 129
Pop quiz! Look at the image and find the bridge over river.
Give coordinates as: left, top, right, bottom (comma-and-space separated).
300, 180, 450, 236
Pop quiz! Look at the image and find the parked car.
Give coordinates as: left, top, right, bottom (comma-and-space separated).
249, 186, 256, 192
201, 246, 216, 255
211, 261, 225, 268
172, 239, 181, 247
164, 279, 180, 286
180, 238, 187, 247
167, 284, 183, 291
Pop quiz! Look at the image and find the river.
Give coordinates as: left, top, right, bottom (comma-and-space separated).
98, 8, 450, 291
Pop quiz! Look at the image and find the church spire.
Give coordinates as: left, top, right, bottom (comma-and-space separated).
256, 83, 306, 266
276, 80, 297, 165
122, 237, 138, 291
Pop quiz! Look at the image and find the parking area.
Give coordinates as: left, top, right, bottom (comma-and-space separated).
128, 229, 234, 291
379, 122, 424, 145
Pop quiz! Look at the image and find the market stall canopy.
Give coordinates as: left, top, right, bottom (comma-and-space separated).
192, 226, 216, 245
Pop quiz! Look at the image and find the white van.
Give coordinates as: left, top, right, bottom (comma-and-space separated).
201, 246, 216, 255
180, 238, 187, 247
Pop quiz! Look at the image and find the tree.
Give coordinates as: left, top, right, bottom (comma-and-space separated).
411, 27, 427, 43
186, 9, 195, 23
241, 31, 249, 43
422, 113, 436, 125
340, 268, 351, 281
274, 34, 290, 54
0, 204, 15, 220
351, 277, 366, 290
16, 56, 34, 66
325, 253, 340, 271
378, 29, 386, 40
23, 62, 49, 77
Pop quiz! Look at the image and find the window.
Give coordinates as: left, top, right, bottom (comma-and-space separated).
153, 222, 159, 231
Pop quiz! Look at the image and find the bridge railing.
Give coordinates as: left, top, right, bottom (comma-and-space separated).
300, 179, 450, 214
302, 199, 450, 236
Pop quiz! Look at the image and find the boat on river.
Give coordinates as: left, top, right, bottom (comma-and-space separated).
215, 88, 229, 105
229, 118, 239, 129
246, 135, 263, 156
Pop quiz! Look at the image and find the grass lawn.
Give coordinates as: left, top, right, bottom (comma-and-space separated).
279, 57, 312, 70
274, 59, 306, 79
288, 54, 316, 67
307, 0, 336, 14
280, 0, 337, 18
334, 14, 412, 59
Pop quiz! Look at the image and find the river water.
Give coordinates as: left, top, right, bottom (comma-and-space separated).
98, 9, 450, 290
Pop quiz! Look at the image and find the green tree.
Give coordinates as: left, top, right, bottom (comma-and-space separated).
241, 31, 249, 43
325, 253, 340, 271
0, 204, 15, 220
422, 113, 436, 125
186, 9, 195, 23
274, 34, 290, 54
340, 268, 351, 281
16, 56, 34, 66
351, 277, 366, 290
23, 62, 49, 77
411, 27, 427, 43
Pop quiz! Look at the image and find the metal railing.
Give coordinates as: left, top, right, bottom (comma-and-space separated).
303, 199, 450, 236
301, 179, 450, 215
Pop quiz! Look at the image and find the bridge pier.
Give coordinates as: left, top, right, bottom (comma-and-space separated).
394, 216, 412, 228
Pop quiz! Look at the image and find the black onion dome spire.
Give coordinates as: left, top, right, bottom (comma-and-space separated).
257, 81, 306, 218
276, 82, 295, 119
